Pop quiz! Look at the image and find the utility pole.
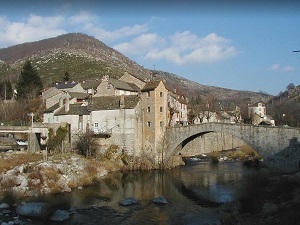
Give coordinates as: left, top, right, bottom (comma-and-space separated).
27, 112, 34, 152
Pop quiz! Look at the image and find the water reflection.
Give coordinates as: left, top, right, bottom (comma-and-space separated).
32, 161, 258, 225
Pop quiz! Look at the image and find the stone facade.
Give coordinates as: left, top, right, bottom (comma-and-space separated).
165, 123, 300, 172
141, 80, 169, 164
179, 132, 246, 157
42, 74, 188, 166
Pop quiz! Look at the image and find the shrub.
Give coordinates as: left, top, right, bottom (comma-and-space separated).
75, 131, 97, 157
105, 145, 118, 160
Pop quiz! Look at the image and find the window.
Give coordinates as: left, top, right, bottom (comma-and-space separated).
147, 92, 150, 97
147, 107, 151, 112
160, 107, 163, 112
147, 121, 151, 127
94, 122, 99, 128
160, 92, 163, 97
160, 121, 163, 127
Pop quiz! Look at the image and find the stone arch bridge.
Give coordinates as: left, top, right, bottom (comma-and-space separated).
164, 123, 300, 172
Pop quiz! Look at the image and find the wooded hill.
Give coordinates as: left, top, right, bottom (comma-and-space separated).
0, 33, 271, 102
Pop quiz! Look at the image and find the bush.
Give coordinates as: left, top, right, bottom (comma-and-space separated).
75, 131, 97, 157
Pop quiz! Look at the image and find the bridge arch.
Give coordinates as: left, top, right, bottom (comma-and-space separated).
164, 123, 300, 172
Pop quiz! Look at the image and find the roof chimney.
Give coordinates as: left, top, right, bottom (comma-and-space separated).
119, 95, 125, 109
65, 97, 70, 112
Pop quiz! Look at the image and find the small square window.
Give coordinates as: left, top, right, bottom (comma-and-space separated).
147, 107, 151, 112
160, 92, 163, 97
160, 107, 163, 112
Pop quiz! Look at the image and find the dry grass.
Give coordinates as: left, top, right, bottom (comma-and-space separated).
227, 145, 260, 160
0, 151, 43, 173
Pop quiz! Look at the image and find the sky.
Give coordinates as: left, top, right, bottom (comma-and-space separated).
0, 0, 300, 96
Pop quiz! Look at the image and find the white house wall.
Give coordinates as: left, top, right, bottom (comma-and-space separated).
91, 107, 142, 156
53, 114, 90, 133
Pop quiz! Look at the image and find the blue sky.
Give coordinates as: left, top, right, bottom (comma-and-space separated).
1, 0, 300, 95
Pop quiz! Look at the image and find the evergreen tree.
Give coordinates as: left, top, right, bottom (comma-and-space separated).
63, 71, 70, 81
0, 80, 13, 100
15, 60, 43, 100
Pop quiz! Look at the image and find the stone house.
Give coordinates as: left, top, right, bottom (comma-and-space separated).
51, 81, 84, 92
42, 73, 188, 164
248, 101, 275, 126
81, 80, 101, 95
95, 75, 140, 97
119, 72, 147, 89
42, 87, 65, 109
88, 95, 142, 156
168, 92, 188, 126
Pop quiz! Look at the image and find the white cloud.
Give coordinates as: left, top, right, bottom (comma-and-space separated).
268, 64, 294, 72
141, 31, 237, 64
69, 11, 96, 25
114, 33, 162, 55
0, 14, 66, 47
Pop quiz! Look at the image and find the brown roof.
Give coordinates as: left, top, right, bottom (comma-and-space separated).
44, 103, 60, 112
88, 95, 140, 111
81, 80, 101, 89
141, 80, 162, 92
109, 78, 140, 92
69, 92, 90, 100
55, 104, 89, 115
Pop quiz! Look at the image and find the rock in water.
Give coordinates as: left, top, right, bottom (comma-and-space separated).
50, 210, 70, 221
152, 196, 168, 204
0, 203, 9, 209
16, 202, 50, 218
119, 197, 139, 206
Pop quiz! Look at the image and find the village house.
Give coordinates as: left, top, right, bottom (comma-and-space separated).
42, 72, 188, 163
248, 101, 275, 126
80, 79, 101, 95
52, 81, 84, 92
94, 75, 140, 97
88, 95, 142, 156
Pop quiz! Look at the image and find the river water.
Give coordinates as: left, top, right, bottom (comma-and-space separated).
31, 160, 261, 225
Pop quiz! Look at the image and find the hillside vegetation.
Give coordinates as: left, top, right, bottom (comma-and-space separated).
0, 33, 271, 102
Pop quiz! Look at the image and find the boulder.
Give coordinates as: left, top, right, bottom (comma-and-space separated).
152, 196, 168, 204
119, 197, 139, 206
50, 210, 70, 222
16, 202, 50, 218
0, 203, 9, 209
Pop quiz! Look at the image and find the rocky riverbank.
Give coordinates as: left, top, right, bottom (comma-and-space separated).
0, 151, 124, 200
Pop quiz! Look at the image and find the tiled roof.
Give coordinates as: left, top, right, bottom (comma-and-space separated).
141, 80, 162, 92
44, 103, 60, 112
88, 95, 140, 111
109, 78, 140, 92
81, 80, 101, 89
52, 81, 78, 89
69, 92, 90, 100
55, 104, 89, 115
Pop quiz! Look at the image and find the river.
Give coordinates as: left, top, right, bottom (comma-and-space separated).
30, 160, 261, 225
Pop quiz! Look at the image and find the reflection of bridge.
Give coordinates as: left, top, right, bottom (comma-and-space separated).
165, 123, 300, 172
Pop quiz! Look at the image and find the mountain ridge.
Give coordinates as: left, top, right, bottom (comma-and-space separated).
0, 33, 272, 102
